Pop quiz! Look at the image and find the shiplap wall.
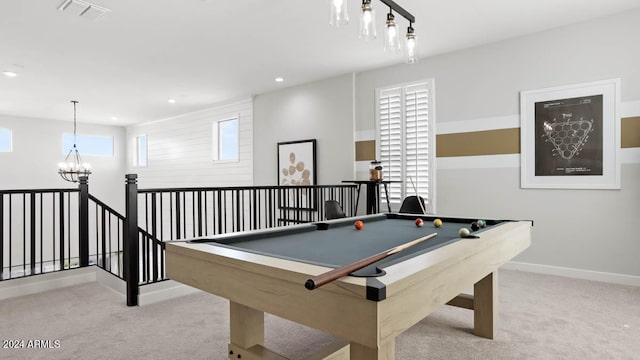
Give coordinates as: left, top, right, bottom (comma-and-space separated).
125, 99, 253, 188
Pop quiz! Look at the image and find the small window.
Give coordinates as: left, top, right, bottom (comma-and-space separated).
63, 134, 113, 157
212, 117, 239, 161
0, 128, 11, 152
135, 134, 147, 167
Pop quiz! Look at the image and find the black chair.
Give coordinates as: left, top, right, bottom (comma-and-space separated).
325, 200, 347, 220
398, 196, 426, 214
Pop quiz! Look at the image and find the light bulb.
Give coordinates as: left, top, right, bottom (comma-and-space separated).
384, 12, 401, 53
405, 25, 419, 64
329, 0, 349, 27
363, 11, 372, 25
407, 38, 415, 51
359, 0, 376, 41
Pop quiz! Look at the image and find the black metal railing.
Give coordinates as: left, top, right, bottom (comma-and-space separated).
136, 184, 357, 241
138, 227, 165, 285
88, 194, 125, 279
0, 188, 80, 280
2, 174, 359, 307
1, 178, 126, 282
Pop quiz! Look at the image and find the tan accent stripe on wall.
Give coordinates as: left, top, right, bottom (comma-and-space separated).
622, 117, 640, 148
355, 140, 376, 161
437, 128, 520, 157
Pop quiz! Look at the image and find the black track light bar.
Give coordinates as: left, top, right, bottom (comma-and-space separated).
379, 0, 415, 23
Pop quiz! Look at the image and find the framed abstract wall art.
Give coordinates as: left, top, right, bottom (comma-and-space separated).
277, 139, 317, 210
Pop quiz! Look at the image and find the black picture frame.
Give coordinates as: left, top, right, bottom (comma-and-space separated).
277, 139, 317, 210
520, 79, 620, 189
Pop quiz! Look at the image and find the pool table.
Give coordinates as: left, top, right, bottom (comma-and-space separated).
166, 213, 532, 360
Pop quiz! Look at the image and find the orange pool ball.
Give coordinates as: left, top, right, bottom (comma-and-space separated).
354, 220, 364, 230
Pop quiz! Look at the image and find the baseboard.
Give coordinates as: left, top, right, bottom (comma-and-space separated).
138, 280, 202, 306
95, 268, 126, 298
504, 261, 640, 287
0, 267, 96, 301
95, 273, 201, 306
0, 266, 200, 305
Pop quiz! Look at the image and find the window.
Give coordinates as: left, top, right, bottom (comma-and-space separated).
135, 134, 147, 167
377, 80, 435, 213
62, 134, 113, 156
212, 117, 239, 161
0, 128, 11, 152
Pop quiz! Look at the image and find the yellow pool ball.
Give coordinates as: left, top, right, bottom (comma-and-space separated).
433, 219, 443, 228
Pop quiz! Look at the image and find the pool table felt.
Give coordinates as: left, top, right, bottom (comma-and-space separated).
194, 213, 501, 277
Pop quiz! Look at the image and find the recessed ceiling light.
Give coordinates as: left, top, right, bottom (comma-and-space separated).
275, 77, 284, 83
168, 99, 176, 104
2, 71, 18, 78
111, 117, 118, 121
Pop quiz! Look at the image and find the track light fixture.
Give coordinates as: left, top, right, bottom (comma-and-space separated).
329, 0, 418, 63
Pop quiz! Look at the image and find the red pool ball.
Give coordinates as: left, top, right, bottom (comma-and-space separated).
354, 220, 364, 230
415, 218, 424, 227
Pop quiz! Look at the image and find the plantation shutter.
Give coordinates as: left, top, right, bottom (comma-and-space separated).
378, 88, 403, 204
377, 81, 434, 213
404, 83, 431, 210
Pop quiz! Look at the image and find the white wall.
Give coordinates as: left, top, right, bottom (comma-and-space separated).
125, 99, 253, 188
0, 114, 126, 211
354, 10, 640, 278
253, 74, 355, 185
3, 10, 638, 281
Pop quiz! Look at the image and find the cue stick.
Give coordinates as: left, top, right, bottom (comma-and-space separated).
304, 232, 437, 290
407, 174, 427, 215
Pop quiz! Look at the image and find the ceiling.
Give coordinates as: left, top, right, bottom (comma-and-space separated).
1, 0, 639, 126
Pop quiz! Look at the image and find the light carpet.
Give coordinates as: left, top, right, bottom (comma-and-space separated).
0, 269, 638, 360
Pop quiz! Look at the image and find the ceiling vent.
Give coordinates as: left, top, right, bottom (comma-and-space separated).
58, 0, 110, 21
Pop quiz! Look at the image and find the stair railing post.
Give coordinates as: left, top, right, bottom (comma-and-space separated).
124, 174, 139, 306
78, 176, 89, 267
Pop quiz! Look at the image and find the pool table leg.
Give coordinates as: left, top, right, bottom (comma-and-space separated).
228, 301, 267, 358
473, 271, 498, 339
350, 339, 395, 360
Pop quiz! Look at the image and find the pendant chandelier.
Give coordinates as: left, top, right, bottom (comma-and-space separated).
329, 0, 419, 63
58, 100, 91, 183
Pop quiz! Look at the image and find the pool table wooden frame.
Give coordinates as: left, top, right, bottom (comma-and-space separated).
166, 214, 532, 360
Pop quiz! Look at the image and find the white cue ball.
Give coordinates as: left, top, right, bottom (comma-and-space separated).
458, 227, 470, 237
